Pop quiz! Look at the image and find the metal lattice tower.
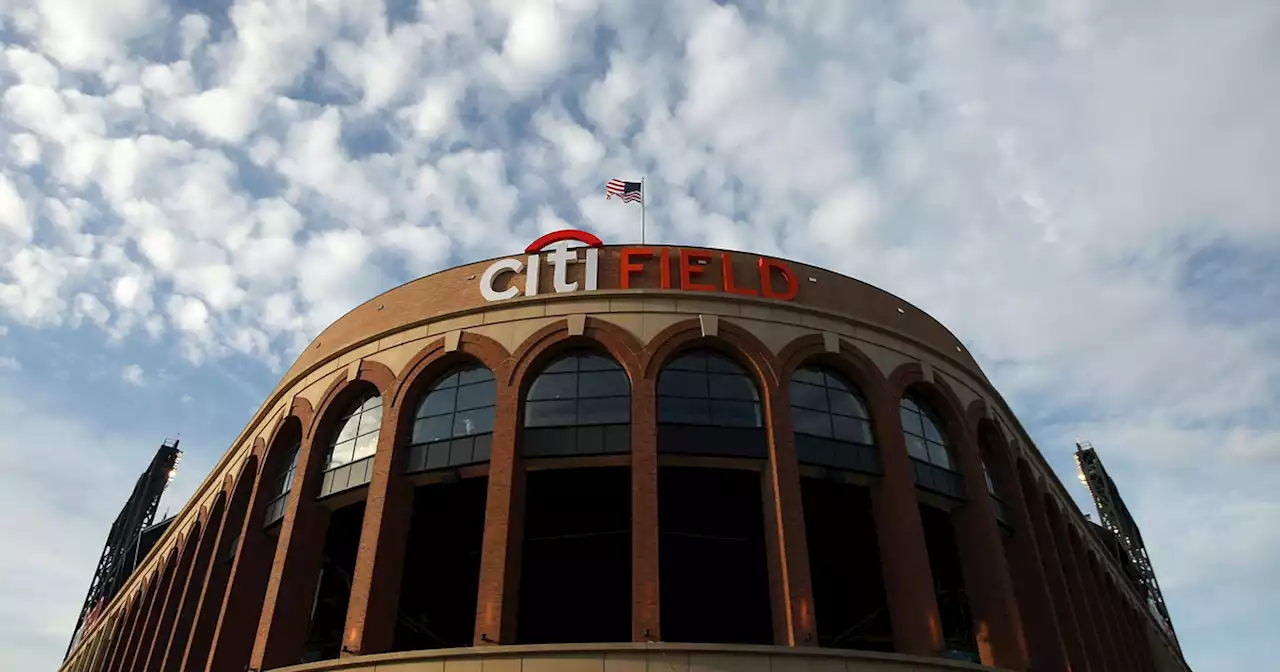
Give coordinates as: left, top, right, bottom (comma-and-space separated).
1074, 441, 1176, 640
65, 438, 182, 657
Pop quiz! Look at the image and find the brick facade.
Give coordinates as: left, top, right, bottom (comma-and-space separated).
60, 245, 1187, 672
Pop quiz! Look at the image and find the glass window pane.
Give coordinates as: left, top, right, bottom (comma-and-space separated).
434, 371, 461, 389
358, 404, 383, 435
527, 372, 577, 401
901, 397, 920, 413
327, 439, 355, 469
984, 464, 996, 495
458, 367, 493, 385
666, 353, 707, 371
833, 416, 873, 444
456, 379, 496, 410
709, 373, 757, 401
706, 354, 743, 374
791, 367, 825, 386
659, 396, 709, 425
362, 395, 383, 412
448, 438, 474, 466
928, 442, 952, 470
352, 432, 378, 462
579, 396, 630, 424
580, 370, 630, 398
412, 415, 454, 444
922, 416, 945, 444
453, 407, 495, 436
418, 387, 457, 417
542, 356, 578, 373
793, 408, 832, 438
905, 434, 930, 462
472, 433, 492, 462
525, 399, 577, 427
828, 389, 867, 418
335, 414, 360, 443
578, 354, 620, 371
823, 372, 850, 391
710, 400, 761, 428
659, 370, 709, 398
900, 406, 924, 436
790, 381, 829, 411
424, 443, 450, 470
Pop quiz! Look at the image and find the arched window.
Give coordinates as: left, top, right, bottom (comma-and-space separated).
523, 350, 630, 457
406, 364, 496, 472
900, 395, 965, 500
319, 393, 382, 497
263, 439, 300, 526
658, 349, 765, 458
790, 365, 879, 473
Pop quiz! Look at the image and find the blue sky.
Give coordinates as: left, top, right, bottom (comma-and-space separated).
0, 0, 1277, 670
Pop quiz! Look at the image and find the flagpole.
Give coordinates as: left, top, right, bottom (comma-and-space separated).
641, 177, 646, 244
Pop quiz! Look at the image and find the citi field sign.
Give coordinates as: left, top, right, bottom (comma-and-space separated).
480, 229, 799, 302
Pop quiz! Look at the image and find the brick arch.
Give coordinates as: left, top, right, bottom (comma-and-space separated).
508, 316, 646, 390
257, 414, 306, 495
308, 360, 397, 451
230, 453, 261, 500
641, 317, 779, 390
775, 333, 891, 403
393, 331, 513, 410
886, 362, 975, 466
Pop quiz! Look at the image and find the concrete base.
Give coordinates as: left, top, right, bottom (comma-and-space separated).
269, 643, 1009, 672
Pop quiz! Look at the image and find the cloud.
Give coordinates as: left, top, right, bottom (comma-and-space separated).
0, 356, 20, 370
121, 364, 144, 385
0, 1, 1276, 670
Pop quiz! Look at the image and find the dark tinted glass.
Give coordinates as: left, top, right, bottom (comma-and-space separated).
658, 350, 762, 429
521, 350, 631, 456
900, 395, 953, 471
790, 366, 877, 472
407, 364, 497, 471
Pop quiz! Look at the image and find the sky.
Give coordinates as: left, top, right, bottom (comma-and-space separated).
0, 0, 1276, 669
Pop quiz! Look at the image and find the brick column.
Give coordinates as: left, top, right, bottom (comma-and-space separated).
986, 450, 1069, 672
158, 504, 223, 672
249, 428, 332, 669
868, 394, 942, 656
103, 601, 141, 672
762, 380, 817, 646
950, 430, 1029, 671
1048, 511, 1108, 672
341, 399, 415, 656
156, 534, 210, 672
118, 576, 162, 672
182, 487, 254, 672
1020, 469, 1089, 671
473, 382, 525, 645
128, 560, 176, 671
206, 453, 288, 672
1081, 556, 1122, 671
631, 376, 660, 642
140, 535, 199, 672
1106, 584, 1142, 672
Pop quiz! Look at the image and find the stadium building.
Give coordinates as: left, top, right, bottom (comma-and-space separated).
61, 232, 1188, 672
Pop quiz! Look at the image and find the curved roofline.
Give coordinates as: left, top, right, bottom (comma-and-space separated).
303, 241, 974, 366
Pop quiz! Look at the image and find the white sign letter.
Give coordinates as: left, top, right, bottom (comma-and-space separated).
525, 255, 540, 296
546, 241, 580, 293
480, 258, 524, 302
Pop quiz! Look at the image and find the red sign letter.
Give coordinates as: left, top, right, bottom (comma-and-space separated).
619, 248, 652, 289
721, 252, 758, 296
758, 257, 798, 301
681, 249, 716, 292
660, 248, 672, 289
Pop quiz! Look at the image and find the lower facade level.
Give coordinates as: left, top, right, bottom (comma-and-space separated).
268, 642, 1007, 672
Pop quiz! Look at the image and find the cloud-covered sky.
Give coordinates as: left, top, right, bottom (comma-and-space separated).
0, 0, 1276, 669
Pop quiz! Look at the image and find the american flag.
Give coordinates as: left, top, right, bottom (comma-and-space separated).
606, 179, 643, 203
